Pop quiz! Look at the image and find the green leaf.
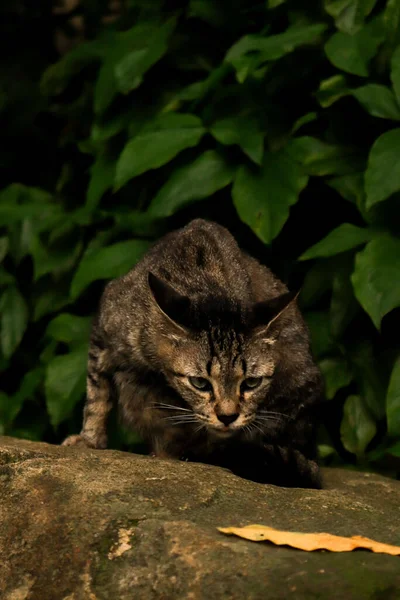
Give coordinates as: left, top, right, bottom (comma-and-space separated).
70, 239, 150, 300
45, 345, 88, 427
30, 235, 83, 282
291, 112, 318, 135
0, 352, 8, 373
232, 147, 308, 245
287, 137, 363, 176
46, 314, 92, 346
325, 0, 378, 34
0, 286, 28, 358
0, 268, 14, 287
33, 288, 69, 322
108, 209, 161, 237
86, 151, 116, 212
0, 183, 52, 205
391, 45, 400, 105
93, 20, 175, 115
91, 109, 135, 143
0, 237, 8, 263
6, 423, 47, 442
352, 84, 400, 120
330, 259, 359, 338
148, 150, 235, 218
80, 230, 115, 259
327, 173, 369, 225
365, 129, 400, 208
351, 234, 400, 329
386, 441, 400, 458
115, 114, 205, 190
340, 395, 377, 457
386, 357, 400, 438
226, 24, 326, 64
318, 444, 337, 459
324, 18, 385, 77
327, 173, 364, 208
94, 60, 119, 117
304, 311, 335, 359
299, 224, 375, 260
210, 116, 263, 165
4, 368, 44, 426
188, 0, 225, 26
0, 184, 60, 231
177, 63, 231, 103
94, 24, 160, 115
115, 18, 176, 94
7, 219, 34, 265
40, 340, 57, 366
299, 261, 334, 309
384, 0, 400, 52
319, 357, 353, 400
346, 341, 386, 419
225, 24, 326, 80
316, 75, 349, 108
0, 392, 10, 429
41, 38, 106, 96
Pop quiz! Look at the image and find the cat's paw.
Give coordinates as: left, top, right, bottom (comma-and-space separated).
291, 449, 322, 489
61, 434, 99, 448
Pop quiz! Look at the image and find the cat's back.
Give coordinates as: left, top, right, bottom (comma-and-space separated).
99, 219, 287, 337
148, 219, 286, 303
134, 219, 254, 300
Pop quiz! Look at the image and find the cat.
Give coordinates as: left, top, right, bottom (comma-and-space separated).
63, 218, 324, 488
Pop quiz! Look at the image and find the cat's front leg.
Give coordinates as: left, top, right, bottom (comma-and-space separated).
150, 428, 189, 460
62, 333, 112, 449
264, 444, 322, 489
224, 440, 322, 489
62, 434, 98, 448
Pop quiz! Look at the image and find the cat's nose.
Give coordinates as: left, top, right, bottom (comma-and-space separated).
217, 413, 239, 426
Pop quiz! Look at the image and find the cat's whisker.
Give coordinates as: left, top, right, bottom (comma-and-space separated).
258, 410, 292, 420
150, 403, 192, 412
164, 419, 200, 426
194, 423, 206, 434
163, 415, 199, 423
251, 421, 265, 435
243, 424, 254, 440
256, 414, 285, 422
163, 415, 198, 422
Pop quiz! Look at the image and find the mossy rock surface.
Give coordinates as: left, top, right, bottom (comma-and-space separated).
1, 436, 399, 600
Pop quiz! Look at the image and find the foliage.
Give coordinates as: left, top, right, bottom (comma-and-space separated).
0, 0, 400, 475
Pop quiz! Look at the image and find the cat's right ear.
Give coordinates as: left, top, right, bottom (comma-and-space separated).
251, 290, 299, 339
148, 272, 191, 333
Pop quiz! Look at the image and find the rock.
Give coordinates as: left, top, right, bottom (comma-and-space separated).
1, 436, 399, 600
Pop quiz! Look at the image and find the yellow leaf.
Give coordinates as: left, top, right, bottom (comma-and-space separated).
218, 524, 400, 556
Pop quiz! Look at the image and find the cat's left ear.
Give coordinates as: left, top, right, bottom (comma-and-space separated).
148, 272, 191, 332
251, 290, 300, 339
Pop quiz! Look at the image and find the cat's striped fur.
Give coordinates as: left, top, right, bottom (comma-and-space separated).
63, 219, 324, 488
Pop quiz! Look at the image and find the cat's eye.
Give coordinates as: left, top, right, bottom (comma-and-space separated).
189, 376, 212, 391
241, 377, 263, 391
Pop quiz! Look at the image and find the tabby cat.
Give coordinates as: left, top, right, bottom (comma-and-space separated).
63, 219, 324, 488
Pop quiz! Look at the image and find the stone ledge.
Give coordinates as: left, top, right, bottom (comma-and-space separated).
1, 436, 399, 600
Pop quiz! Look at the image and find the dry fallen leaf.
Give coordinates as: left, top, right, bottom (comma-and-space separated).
218, 524, 400, 556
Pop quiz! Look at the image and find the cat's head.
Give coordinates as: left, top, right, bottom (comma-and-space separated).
148, 272, 298, 437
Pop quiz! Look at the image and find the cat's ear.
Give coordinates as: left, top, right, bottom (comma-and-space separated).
148, 272, 191, 332
252, 290, 299, 338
